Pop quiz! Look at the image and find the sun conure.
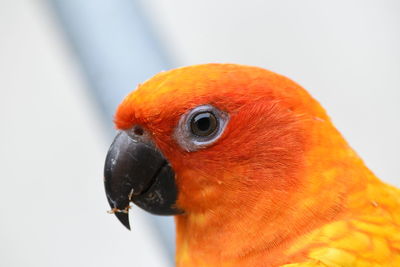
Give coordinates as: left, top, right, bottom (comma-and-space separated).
104, 64, 400, 266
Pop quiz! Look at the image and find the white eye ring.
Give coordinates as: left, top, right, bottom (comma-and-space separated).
174, 105, 229, 152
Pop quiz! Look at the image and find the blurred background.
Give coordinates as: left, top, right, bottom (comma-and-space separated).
0, 0, 399, 266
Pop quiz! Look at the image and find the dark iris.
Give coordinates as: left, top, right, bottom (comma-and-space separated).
190, 112, 218, 137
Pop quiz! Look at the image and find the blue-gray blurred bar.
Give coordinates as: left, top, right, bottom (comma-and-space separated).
49, 0, 176, 259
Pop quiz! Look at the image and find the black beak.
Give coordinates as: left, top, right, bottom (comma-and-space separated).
104, 131, 182, 230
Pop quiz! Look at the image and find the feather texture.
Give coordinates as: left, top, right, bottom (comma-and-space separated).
115, 64, 400, 266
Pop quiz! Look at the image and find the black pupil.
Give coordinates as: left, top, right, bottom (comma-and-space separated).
197, 116, 210, 131
191, 112, 217, 136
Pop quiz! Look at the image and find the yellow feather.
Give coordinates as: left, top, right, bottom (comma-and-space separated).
283, 183, 400, 266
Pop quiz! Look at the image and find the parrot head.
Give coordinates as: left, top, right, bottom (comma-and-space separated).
104, 63, 349, 232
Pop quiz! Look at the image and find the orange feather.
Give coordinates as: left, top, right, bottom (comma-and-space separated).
115, 64, 400, 266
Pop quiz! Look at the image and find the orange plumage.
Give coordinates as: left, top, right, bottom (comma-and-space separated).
115, 64, 400, 266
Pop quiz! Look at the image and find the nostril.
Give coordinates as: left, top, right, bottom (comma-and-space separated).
133, 126, 144, 136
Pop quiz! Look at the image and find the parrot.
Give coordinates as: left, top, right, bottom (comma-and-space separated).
104, 64, 400, 266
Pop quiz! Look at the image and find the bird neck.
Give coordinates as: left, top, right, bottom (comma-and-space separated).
174, 123, 377, 266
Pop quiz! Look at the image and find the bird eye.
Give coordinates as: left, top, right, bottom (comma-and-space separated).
190, 112, 218, 137
175, 105, 229, 152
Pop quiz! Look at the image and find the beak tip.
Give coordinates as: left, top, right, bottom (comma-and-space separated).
115, 212, 131, 230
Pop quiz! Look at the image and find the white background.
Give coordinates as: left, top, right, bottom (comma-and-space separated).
0, 1, 169, 266
0, 0, 399, 266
